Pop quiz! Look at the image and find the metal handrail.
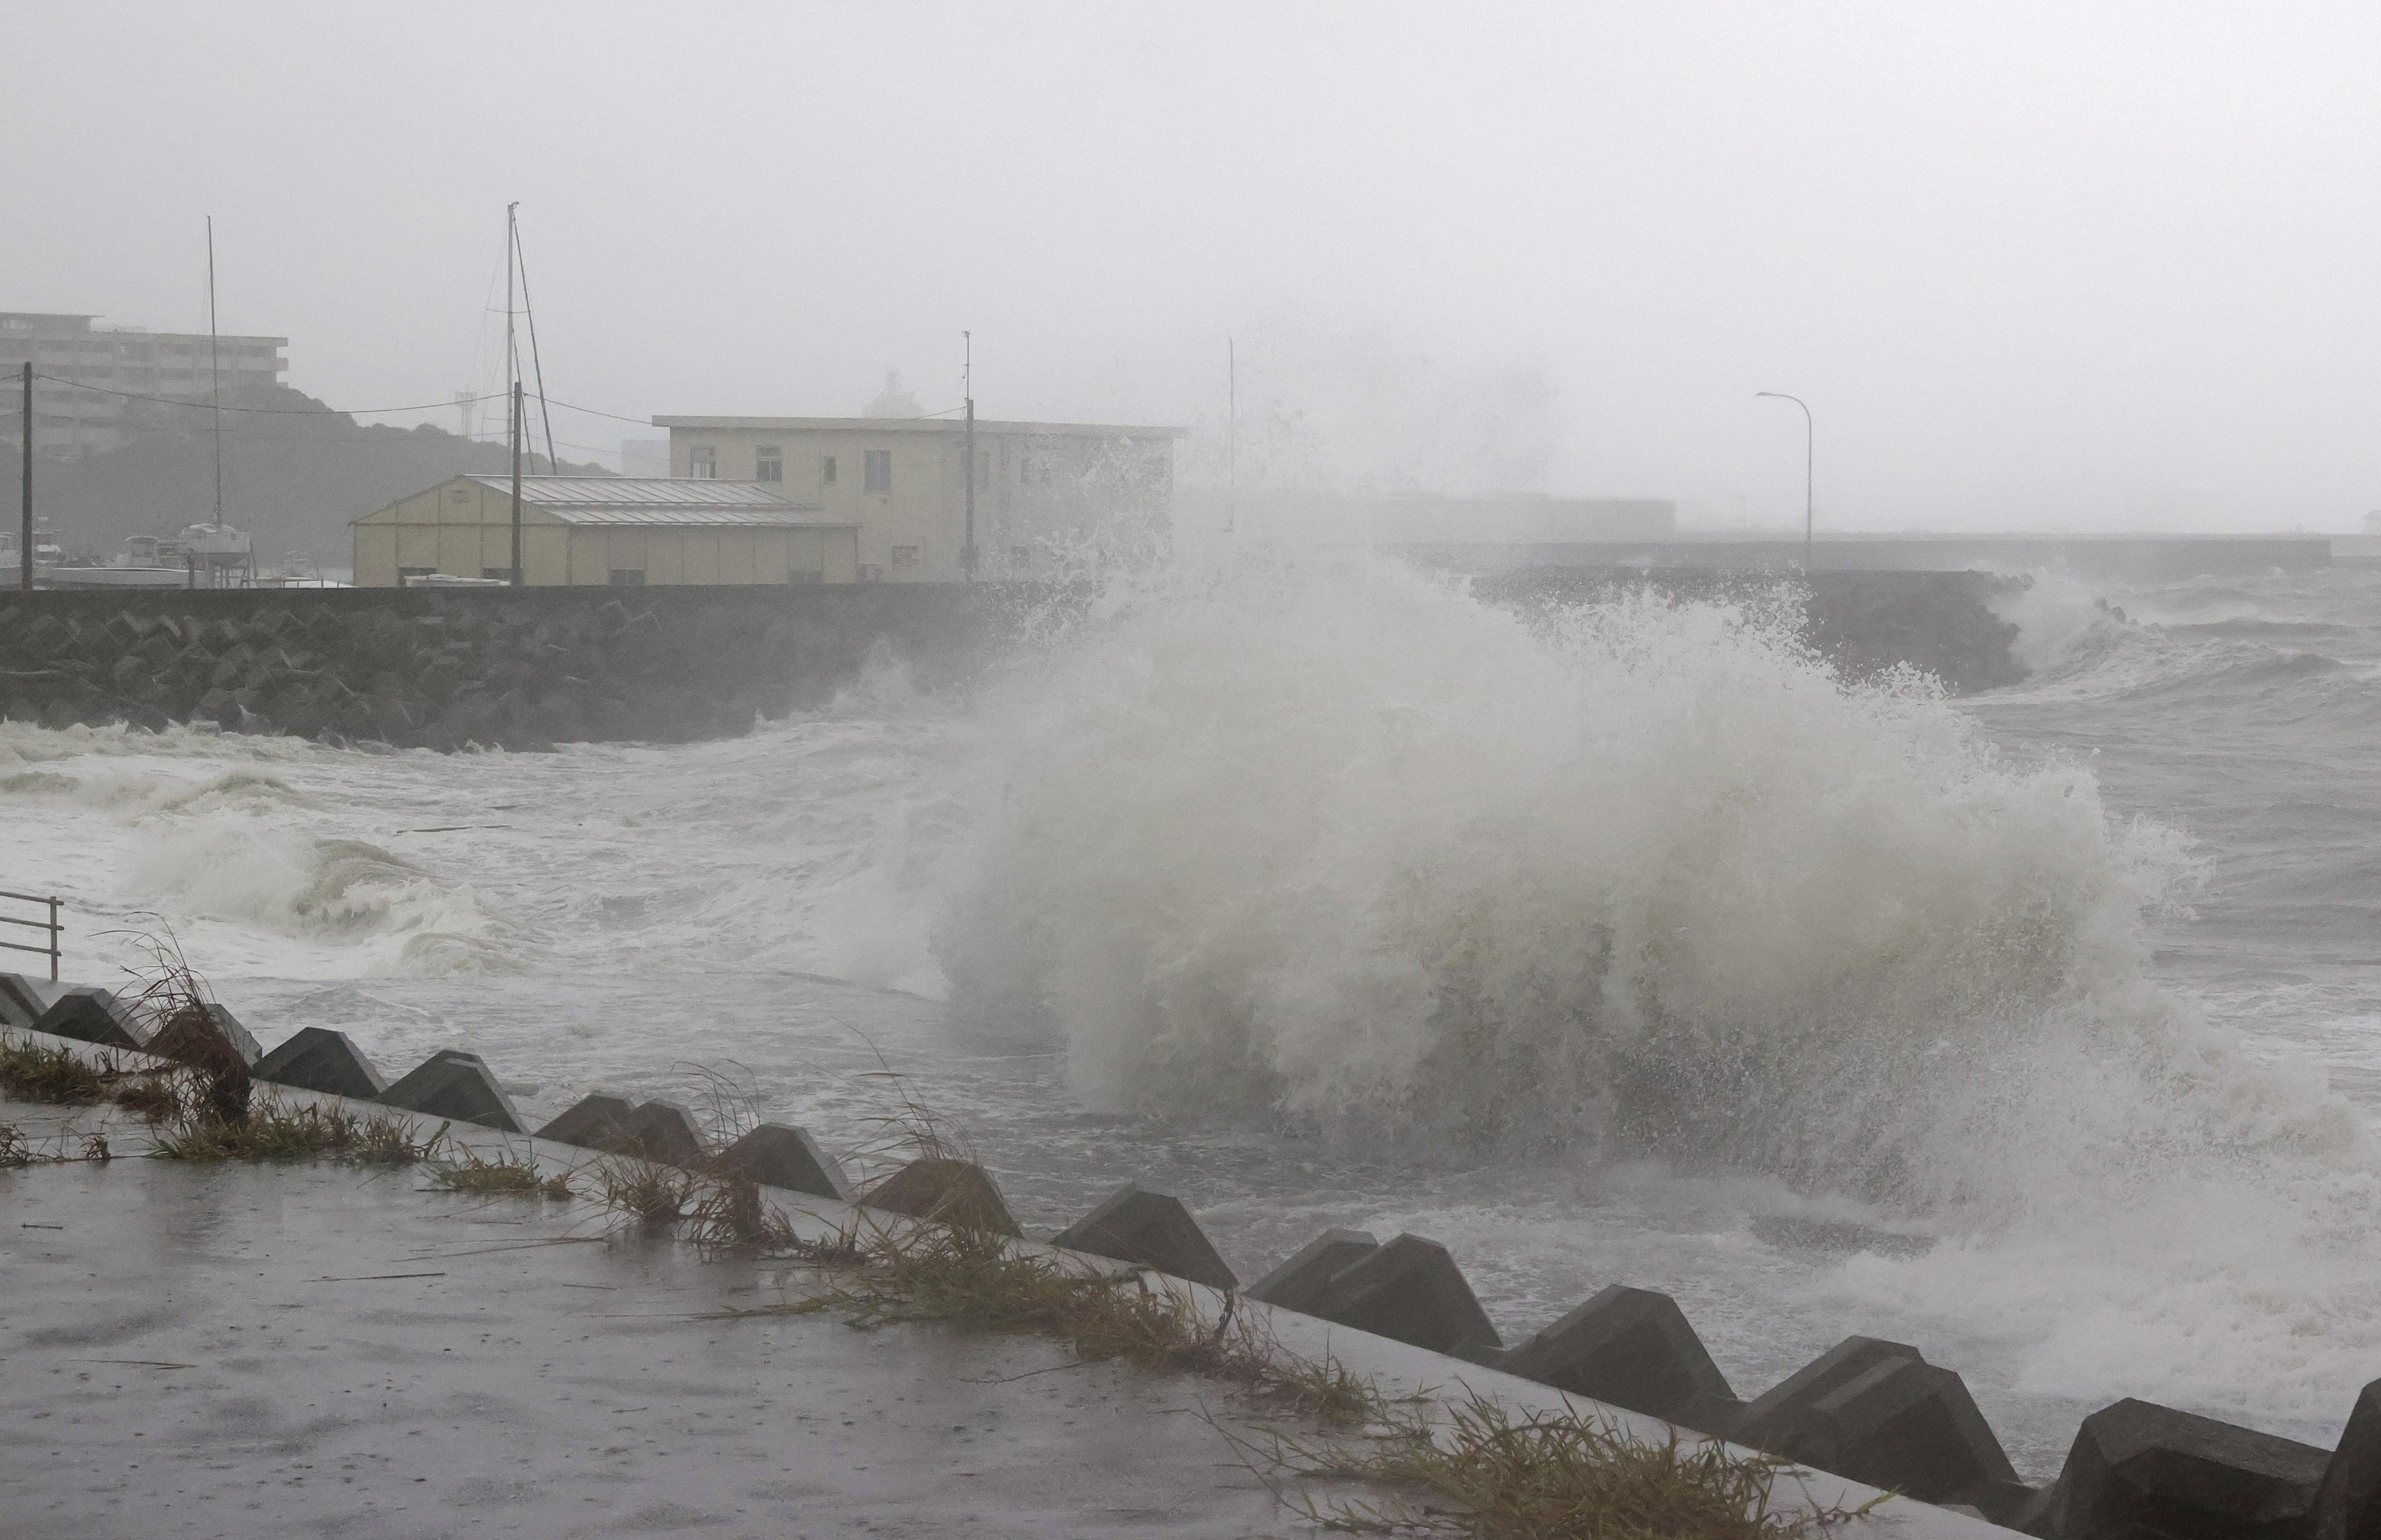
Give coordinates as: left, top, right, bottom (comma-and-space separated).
0, 889, 61, 981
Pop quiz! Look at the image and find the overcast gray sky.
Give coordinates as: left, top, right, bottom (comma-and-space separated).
8, 2, 2379, 531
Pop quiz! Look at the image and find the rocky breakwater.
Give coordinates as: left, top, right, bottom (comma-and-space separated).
0, 585, 1037, 751
1471, 568, 2024, 695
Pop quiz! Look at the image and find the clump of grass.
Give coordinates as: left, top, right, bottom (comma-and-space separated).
729, 1216, 1384, 1425
684, 1172, 806, 1250
429, 1148, 575, 1198
600, 1160, 697, 1224
1256, 1394, 1877, 1539
0, 1124, 28, 1167
116, 928, 249, 1126
107, 1073, 181, 1122
153, 1101, 435, 1164
0, 1038, 106, 1104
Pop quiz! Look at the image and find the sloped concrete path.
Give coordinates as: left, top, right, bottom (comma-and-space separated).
0, 1103, 1316, 1540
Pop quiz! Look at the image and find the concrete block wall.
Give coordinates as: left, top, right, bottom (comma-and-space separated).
0, 570, 2026, 754
0, 584, 1044, 751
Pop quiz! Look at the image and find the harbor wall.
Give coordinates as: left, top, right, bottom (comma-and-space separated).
0, 570, 2020, 750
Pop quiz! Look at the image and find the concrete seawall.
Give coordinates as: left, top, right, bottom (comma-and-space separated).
0, 570, 2022, 751
0, 585, 1048, 751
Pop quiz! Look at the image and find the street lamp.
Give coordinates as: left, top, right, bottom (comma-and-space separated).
1754, 391, 1813, 570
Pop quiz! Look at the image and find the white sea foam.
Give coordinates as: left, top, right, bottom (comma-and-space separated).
936, 553, 2381, 1426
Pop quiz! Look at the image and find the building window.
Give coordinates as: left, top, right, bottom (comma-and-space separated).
857, 563, 883, 582
755, 447, 783, 482
690, 447, 717, 478
890, 545, 920, 569
608, 569, 646, 586
821, 455, 837, 486
864, 449, 892, 492
449, 489, 470, 503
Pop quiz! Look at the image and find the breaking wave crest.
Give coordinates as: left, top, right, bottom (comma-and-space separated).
940, 557, 2365, 1224
124, 826, 519, 974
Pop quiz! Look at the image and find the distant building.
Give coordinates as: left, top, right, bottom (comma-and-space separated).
652, 415, 1180, 581
351, 474, 859, 588
0, 311, 289, 461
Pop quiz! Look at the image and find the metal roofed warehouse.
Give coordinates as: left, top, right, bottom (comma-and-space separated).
352, 475, 861, 587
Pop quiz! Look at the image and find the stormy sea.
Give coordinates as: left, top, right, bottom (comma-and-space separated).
8, 554, 2380, 1479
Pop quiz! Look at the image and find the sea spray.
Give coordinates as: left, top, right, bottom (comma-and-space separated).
939, 557, 2298, 1195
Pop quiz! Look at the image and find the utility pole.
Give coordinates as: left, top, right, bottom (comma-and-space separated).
962, 331, 976, 580
1755, 391, 1814, 570
510, 379, 524, 586
207, 216, 224, 539
17, 361, 30, 592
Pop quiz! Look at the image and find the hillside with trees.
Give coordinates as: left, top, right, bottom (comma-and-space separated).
4, 381, 611, 570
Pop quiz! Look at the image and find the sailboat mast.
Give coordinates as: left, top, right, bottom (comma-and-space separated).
512, 215, 559, 474
506, 202, 523, 586
207, 216, 222, 529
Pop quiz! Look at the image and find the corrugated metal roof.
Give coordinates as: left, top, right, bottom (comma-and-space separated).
462, 475, 797, 508
649, 415, 1185, 438
456, 475, 849, 527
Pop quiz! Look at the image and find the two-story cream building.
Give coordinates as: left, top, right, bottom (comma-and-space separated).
651, 415, 1179, 581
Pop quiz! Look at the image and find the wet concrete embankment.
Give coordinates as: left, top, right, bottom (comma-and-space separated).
0, 570, 2020, 750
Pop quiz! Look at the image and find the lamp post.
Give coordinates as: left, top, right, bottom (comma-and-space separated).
1754, 391, 1813, 569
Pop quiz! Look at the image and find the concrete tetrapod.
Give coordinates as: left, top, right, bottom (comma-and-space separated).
531, 1096, 705, 1167
32, 986, 145, 1051
714, 1124, 856, 1204
861, 1157, 1022, 1237
1049, 1183, 1238, 1292
2305, 1380, 2381, 1533
252, 1028, 389, 1101
1735, 1337, 2031, 1524
1302, 1233, 1501, 1362
377, 1050, 524, 1133
1243, 1230, 1380, 1314
1498, 1285, 1745, 1437
0, 972, 70, 1030
615, 1101, 705, 1168
2314, 1377, 2381, 1540
2034, 1398, 2329, 1540
535, 1094, 636, 1149
146, 1004, 262, 1069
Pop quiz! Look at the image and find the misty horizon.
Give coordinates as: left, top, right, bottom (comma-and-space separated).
10, 3, 2381, 534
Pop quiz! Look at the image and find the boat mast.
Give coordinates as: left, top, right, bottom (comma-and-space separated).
512, 214, 558, 474
206, 216, 222, 528
506, 202, 524, 587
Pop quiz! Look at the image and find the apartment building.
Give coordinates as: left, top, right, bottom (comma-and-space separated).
651, 415, 1179, 581
1, 311, 289, 461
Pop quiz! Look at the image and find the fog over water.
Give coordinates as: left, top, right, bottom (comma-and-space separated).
7, 557, 2381, 1477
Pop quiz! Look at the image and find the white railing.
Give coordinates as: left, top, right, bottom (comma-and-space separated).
0, 889, 62, 982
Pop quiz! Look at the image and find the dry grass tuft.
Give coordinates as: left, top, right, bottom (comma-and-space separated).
684, 1172, 806, 1250
0, 1123, 28, 1167
428, 1148, 568, 1197
153, 1100, 435, 1164
725, 1216, 1385, 1425
0, 1038, 107, 1104
107, 1074, 181, 1122
1250, 1393, 1878, 1539
600, 1160, 697, 1225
